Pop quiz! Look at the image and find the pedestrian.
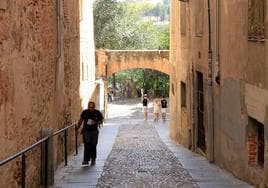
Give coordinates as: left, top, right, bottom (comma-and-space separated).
109, 87, 114, 101
153, 98, 161, 122
142, 94, 148, 120
141, 88, 144, 98
108, 87, 113, 102
161, 96, 168, 121
108, 93, 112, 102
76, 101, 103, 165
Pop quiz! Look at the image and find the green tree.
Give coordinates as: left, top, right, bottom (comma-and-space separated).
93, 0, 124, 49
157, 24, 170, 49
93, 0, 167, 50
109, 69, 169, 97
95, 0, 170, 97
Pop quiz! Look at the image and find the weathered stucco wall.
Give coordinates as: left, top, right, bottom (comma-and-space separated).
0, 1, 58, 187
170, 0, 268, 186
218, 1, 268, 186
0, 0, 96, 187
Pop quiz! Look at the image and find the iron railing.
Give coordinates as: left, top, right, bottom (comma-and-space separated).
0, 122, 79, 188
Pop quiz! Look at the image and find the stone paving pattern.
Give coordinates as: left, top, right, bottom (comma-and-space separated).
96, 122, 197, 188
53, 99, 254, 188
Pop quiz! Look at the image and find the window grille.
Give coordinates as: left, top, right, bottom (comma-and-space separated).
248, 0, 265, 40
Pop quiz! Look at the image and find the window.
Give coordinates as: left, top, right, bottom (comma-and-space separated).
195, 0, 204, 36
181, 81, 186, 107
248, 0, 265, 40
247, 117, 265, 167
258, 123, 264, 167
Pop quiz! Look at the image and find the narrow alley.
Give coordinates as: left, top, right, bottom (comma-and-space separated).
1, 1, 268, 187
53, 99, 253, 188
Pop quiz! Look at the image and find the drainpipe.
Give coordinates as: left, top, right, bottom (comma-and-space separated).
56, 0, 61, 61
50, 0, 61, 185
53, 0, 61, 107
191, 61, 195, 152
207, 0, 214, 163
215, 0, 220, 85
54, 0, 61, 93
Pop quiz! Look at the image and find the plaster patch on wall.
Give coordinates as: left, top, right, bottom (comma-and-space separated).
0, 0, 7, 10
221, 79, 247, 147
245, 83, 268, 124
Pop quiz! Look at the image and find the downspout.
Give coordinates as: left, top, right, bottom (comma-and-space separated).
53, 0, 61, 131
50, 1, 61, 185
54, 0, 61, 92
54, 0, 61, 109
215, 0, 220, 85
207, 0, 214, 162
56, 0, 61, 61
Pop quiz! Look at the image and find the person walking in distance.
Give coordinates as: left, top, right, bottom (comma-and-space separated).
142, 94, 148, 120
153, 98, 161, 122
76, 101, 103, 165
161, 96, 168, 121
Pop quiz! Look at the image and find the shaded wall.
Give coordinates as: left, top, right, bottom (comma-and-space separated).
170, 0, 268, 186
0, 0, 97, 187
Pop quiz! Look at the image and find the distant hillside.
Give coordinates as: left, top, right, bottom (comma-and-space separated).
120, 0, 170, 22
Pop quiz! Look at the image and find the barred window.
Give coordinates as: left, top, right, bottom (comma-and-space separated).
248, 0, 265, 40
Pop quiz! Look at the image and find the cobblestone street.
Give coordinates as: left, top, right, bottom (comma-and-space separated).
53, 99, 254, 188
96, 122, 196, 188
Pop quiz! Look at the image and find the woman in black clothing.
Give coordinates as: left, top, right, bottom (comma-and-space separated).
142, 94, 148, 120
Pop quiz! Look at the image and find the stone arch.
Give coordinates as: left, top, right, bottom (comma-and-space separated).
96, 50, 173, 78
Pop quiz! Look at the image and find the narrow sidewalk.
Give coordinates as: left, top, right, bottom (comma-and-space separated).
155, 124, 254, 188
52, 122, 119, 188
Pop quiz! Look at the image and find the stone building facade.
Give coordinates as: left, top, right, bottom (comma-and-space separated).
0, 0, 97, 187
169, 0, 268, 187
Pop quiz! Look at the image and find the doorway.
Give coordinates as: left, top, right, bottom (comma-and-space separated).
196, 71, 206, 153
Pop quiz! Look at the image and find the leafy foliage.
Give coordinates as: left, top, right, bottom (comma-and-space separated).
93, 0, 169, 49
93, 0, 124, 49
157, 24, 170, 49
94, 0, 170, 97
109, 69, 169, 97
